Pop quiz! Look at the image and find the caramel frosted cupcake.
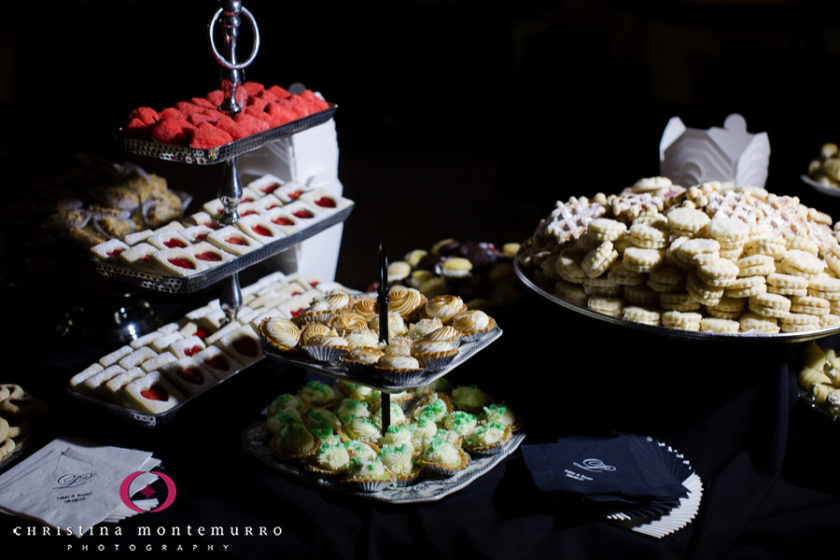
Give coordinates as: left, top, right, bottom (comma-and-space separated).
344, 328, 380, 349
297, 291, 351, 324
350, 295, 379, 320
387, 285, 427, 320
422, 294, 467, 323
406, 317, 444, 340
306, 442, 352, 477
463, 422, 512, 455
260, 317, 302, 353
299, 323, 332, 345
343, 457, 395, 492
451, 309, 497, 341
368, 311, 408, 340
411, 338, 459, 370
450, 385, 491, 413
417, 436, 470, 476
301, 328, 349, 363
418, 325, 462, 346
375, 354, 423, 383
329, 311, 370, 336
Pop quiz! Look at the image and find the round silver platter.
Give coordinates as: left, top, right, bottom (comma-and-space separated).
802, 174, 840, 199
513, 257, 840, 344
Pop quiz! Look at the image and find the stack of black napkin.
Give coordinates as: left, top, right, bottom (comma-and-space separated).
521, 434, 702, 538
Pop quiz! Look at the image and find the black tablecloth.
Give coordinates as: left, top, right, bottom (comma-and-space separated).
1, 285, 839, 560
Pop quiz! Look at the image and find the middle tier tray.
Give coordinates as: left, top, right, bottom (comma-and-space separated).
93, 202, 353, 293
260, 326, 502, 392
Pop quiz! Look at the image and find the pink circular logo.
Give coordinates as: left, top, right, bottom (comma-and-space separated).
119, 471, 177, 513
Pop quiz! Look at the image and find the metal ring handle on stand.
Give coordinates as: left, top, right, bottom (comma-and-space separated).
208, 6, 260, 71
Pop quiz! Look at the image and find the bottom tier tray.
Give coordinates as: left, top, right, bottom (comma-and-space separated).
241, 421, 525, 503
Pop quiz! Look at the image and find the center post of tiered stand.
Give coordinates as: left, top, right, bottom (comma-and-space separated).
378, 244, 392, 435
208, 0, 260, 322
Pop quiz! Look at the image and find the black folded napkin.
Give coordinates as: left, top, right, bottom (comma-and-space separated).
521, 434, 688, 501
521, 434, 702, 538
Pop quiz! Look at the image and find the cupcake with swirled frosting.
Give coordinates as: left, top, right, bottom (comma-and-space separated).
387, 285, 427, 320
350, 295, 379, 320
463, 422, 512, 455
267, 393, 308, 416
306, 407, 342, 433
481, 403, 521, 431
297, 381, 339, 408
339, 381, 381, 405
372, 401, 407, 426
336, 397, 371, 424
307, 442, 351, 477
301, 328, 349, 363
297, 291, 351, 324
406, 317, 444, 340
443, 410, 479, 437
451, 309, 496, 341
378, 424, 415, 453
368, 312, 407, 340
268, 424, 319, 459
299, 323, 332, 345
341, 346, 385, 373
259, 317, 301, 353
344, 457, 395, 492
375, 354, 423, 382
343, 440, 380, 461
418, 326, 462, 346
264, 408, 305, 435
411, 338, 459, 370
407, 417, 438, 451
417, 436, 470, 476
378, 444, 420, 485
329, 311, 370, 336
450, 385, 491, 413
343, 416, 381, 442
422, 294, 467, 324
344, 328, 380, 349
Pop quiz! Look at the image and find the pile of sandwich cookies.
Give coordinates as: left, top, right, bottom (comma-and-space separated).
518, 178, 840, 334
262, 377, 521, 492
89, 172, 352, 278
0, 384, 47, 465
67, 271, 355, 416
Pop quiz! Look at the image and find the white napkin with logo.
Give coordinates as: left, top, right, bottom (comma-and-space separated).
0, 438, 161, 536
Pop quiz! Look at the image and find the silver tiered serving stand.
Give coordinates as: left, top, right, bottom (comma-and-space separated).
106, 0, 346, 325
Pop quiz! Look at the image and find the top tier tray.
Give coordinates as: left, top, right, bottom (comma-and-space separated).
514, 258, 840, 344
117, 105, 337, 165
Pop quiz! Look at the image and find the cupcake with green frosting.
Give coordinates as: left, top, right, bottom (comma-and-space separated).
343, 416, 381, 442
443, 411, 478, 437
267, 393, 308, 416
378, 443, 421, 485
481, 403, 521, 431
307, 443, 351, 477
417, 436, 469, 476
297, 381, 339, 408
344, 457, 395, 492
268, 424, 319, 459
450, 385, 491, 413
336, 397, 370, 424
264, 408, 304, 435
463, 421, 512, 455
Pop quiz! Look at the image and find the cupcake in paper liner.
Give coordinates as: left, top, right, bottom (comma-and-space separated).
268, 424, 319, 460
481, 402, 523, 432
338, 381, 382, 405
450, 385, 492, 414
443, 410, 479, 438
311, 425, 345, 447
344, 328, 380, 349
296, 291, 351, 325
417, 436, 470, 477
407, 417, 439, 453
378, 443, 422, 487
299, 322, 333, 346
305, 407, 342, 433
306, 442, 352, 478
349, 295, 379, 321
297, 380, 340, 409
301, 330, 349, 363
259, 317, 303, 355
411, 339, 459, 371
343, 457, 396, 492
388, 285, 427, 321
336, 397, 372, 425
342, 416, 382, 443
342, 346, 385, 376
374, 354, 425, 385
422, 294, 467, 324
417, 325, 463, 348
378, 424, 415, 454
451, 309, 498, 342
343, 439, 380, 462
409, 393, 453, 423
266, 393, 309, 417
406, 317, 444, 340
463, 422, 512, 456
263, 408, 305, 436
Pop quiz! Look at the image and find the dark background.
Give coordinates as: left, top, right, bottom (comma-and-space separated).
5, 0, 840, 289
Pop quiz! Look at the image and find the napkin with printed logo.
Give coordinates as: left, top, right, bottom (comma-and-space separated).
0, 438, 162, 536
521, 435, 702, 538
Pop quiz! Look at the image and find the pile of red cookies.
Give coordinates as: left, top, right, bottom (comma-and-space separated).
123, 82, 331, 149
